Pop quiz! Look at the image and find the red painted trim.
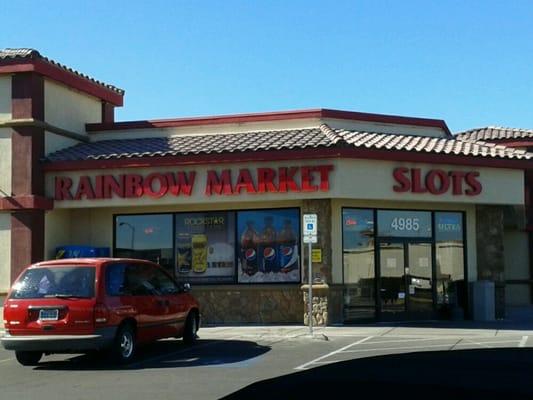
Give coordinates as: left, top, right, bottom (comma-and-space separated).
0, 195, 54, 211
85, 108, 452, 136
0, 58, 123, 106
42, 146, 532, 172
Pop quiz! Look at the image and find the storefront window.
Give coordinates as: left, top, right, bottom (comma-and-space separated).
435, 212, 465, 309
237, 208, 300, 283
114, 214, 174, 275
342, 209, 375, 320
377, 210, 432, 238
175, 212, 236, 284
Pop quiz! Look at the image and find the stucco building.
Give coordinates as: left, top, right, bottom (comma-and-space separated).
0, 48, 531, 324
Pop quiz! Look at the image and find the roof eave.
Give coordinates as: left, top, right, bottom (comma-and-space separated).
0, 58, 124, 106
42, 147, 532, 172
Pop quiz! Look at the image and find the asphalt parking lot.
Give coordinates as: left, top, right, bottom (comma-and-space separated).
2, 322, 533, 399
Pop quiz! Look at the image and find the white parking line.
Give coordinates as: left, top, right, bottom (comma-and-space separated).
360, 337, 456, 345
294, 336, 373, 370
519, 336, 528, 348
343, 343, 455, 353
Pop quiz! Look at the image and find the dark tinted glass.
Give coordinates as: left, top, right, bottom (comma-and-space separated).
105, 263, 127, 296
11, 267, 96, 299
342, 209, 375, 320
377, 210, 432, 238
435, 212, 465, 309
115, 214, 174, 275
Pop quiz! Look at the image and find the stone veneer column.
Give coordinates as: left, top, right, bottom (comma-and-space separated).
300, 199, 333, 326
476, 205, 505, 318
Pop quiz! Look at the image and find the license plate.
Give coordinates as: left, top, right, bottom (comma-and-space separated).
39, 309, 59, 321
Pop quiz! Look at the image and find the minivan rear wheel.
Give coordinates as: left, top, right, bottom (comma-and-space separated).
112, 324, 136, 363
15, 351, 42, 366
183, 312, 198, 345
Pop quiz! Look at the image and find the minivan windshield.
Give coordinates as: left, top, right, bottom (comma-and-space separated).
10, 266, 96, 299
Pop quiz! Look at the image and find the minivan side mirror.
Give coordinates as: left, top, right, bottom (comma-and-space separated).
179, 283, 191, 293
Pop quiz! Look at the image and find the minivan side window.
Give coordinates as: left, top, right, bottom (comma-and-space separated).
105, 263, 127, 296
149, 268, 179, 295
125, 263, 157, 296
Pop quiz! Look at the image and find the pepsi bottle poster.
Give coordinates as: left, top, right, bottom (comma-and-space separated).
237, 208, 301, 283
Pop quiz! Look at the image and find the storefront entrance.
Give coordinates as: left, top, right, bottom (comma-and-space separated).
378, 241, 434, 320
342, 208, 467, 323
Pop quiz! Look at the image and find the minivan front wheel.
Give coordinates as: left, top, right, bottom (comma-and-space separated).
112, 324, 136, 363
15, 351, 42, 366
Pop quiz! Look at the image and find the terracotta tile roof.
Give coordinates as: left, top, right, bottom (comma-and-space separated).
45, 124, 532, 163
456, 126, 533, 142
0, 48, 124, 95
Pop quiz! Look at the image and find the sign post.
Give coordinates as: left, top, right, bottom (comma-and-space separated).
303, 214, 318, 336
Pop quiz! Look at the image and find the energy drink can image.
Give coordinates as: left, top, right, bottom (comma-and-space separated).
176, 233, 192, 274
192, 234, 208, 273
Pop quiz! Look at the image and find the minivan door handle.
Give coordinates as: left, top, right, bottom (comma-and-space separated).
157, 300, 170, 307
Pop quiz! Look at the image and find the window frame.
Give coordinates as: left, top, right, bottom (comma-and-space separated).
113, 207, 302, 286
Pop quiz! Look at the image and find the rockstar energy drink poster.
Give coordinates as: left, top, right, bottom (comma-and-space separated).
175, 212, 235, 283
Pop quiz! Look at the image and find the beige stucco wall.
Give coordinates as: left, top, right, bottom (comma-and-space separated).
322, 118, 447, 138
0, 128, 12, 196
44, 209, 73, 260
46, 158, 525, 209
45, 131, 82, 156
44, 79, 101, 134
504, 230, 531, 305
331, 199, 477, 284
0, 75, 11, 121
88, 117, 448, 142
90, 118, 322, 141
0, 213, 11, 293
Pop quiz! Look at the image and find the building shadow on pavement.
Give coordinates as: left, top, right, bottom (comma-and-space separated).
34, 339, 270, 371
223, 348, 533, 400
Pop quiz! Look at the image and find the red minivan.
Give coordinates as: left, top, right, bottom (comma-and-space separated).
1, 258, 200, 366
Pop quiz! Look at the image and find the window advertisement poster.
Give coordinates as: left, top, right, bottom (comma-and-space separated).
237, 208, 301, 283
435, 212, 463, 241
377, 210, 432, 238
175, 212, 236, 283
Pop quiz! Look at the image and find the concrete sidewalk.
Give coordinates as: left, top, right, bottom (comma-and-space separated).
199, 320, 533, 341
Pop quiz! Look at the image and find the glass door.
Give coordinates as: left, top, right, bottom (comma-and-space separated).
379, 242, 406, 317
379, 241, 434, 319
406, 242, 433, 316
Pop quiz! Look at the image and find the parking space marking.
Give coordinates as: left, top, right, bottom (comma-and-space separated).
294, 336, 373, 370
343, 343, 455, 353
293, 334, 530, 371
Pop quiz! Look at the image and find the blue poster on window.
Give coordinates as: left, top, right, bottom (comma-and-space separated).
237, 208, 300, 283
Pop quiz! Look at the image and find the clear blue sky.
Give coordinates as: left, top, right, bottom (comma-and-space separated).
2, 0, 532, 132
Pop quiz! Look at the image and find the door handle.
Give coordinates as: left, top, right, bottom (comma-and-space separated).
157, 300, 170, 307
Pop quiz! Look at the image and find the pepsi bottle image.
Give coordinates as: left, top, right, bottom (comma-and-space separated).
279, 219, 297, 273
240, 220, 259, 276
259, 216, 277, 273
